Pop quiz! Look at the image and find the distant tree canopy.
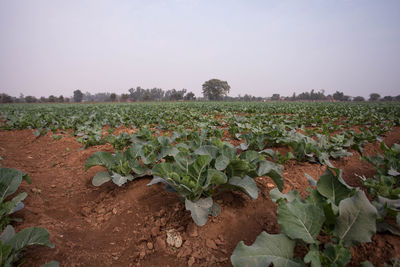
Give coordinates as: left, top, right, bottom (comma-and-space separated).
73, 90, 83, 102
110, 93, 117, 102
271, 94, 280, 101
353, 96, 365, 102
202, 79, 230, 100
369, 93, 381, 101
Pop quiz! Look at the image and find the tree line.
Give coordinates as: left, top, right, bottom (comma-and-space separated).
1, 79, 399, 103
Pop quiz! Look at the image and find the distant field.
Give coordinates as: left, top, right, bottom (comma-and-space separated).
1, 101, 400, 266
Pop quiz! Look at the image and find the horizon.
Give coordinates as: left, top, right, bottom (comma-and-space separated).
1, 0, 399, 99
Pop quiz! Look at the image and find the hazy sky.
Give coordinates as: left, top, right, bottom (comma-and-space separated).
0, 0, 399, 98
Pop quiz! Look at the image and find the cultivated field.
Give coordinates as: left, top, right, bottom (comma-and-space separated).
1, 102, 400, 266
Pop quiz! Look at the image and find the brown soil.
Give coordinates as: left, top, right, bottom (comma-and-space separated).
0, 127, 399, 266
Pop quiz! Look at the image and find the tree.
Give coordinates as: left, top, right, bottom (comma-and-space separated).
48, 95, 56, 102
184, 92, 196, 101
369, 93, 380, 101
382, 96, 393, 101
73, 90, 83, 102
333, 91, 344, 101
58, 95, 64, 103
0, 93, 13, 103
202, 79, 230, 100
271, 94, 280, 101
353, 96, 365, 102
25, 96, 37, 103
120, 93, 129, 102
110, 93, 117, 102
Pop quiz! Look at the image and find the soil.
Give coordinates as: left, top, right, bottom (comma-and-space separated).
0, 127, 399, 267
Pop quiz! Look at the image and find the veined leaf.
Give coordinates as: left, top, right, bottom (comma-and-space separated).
207, 169, 228, 186
0, 168, 26, 202
92, 171, 112, 187
278, 199, 325, 244
6, 226, 54, 250
317, 167, 353, 206
194, 145, 219, 159
185, 197, 216, 226
270, 188, 300, 203
228, 176, 258, 199
334, 190, 377, 247
84, 152, 115, 171
257, 160, 284, 191
231, 232, 301, 267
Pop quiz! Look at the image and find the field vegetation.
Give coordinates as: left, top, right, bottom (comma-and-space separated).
0, 101, 399, 266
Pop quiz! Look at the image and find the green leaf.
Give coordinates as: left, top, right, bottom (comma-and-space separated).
305, 173, 317, 187
304, 245, 321, 267
174, 151, 194, 172
240, 150, 262, 164
270, 188, 300, 203
41, 261, 60, 267
227, 159, 250, 178
0, 225, 15, 243
188, 155, 212, 182
215, 155, 230, 171
160, 146, 180, 158
257, 160, 284, 191
127, 143, 142, 159
0, 168, 25, 202
157, 136, 171, 147
317, 167, 352, 206
151, 162, 175, 178
334, 190, 377, 247
321, 244, 351, 267
207, 169, 228, 186
185, 197, 215, 226
221, 143, 236, 159
4, 192, 27, 214
231, 232, 301, 267
111, 172, 132, 186
84, 152, 115, 171
278, 199, 325, 244
361, 261, 374, 267
92, 171, 112, 186
6, 226, 54, 250
194, 145, 219, 159
228, 176, 258, 199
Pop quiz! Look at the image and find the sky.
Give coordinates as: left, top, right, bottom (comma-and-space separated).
0, 0, 399, 98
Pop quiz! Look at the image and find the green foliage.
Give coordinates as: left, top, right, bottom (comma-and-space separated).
231, 167, 378, 267
0, 225, 55, 267
0, 168, 31, 231
360, 142, 400, 235
202, 79, 231, 100
149, 141, 283, 226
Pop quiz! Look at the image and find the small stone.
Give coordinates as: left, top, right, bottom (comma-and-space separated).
186, 223, 198, 237
155, 236, 166, 250
112, 208, 118, 214
151, 226, 159, 237
97, 208, 106, 214
51, 184, 56, 188
206, 239, 218, 250
147, 242, 153, 250
188, 257, 195, 267
160, 217, 167, 226
139, 251, 146, 259
166, 229, 182, 248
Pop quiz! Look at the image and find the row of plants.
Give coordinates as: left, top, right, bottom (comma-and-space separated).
231, 167, 378, 267
85, 130, 284, 226
0, 168, 58, 266
1, 102, 399, 151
